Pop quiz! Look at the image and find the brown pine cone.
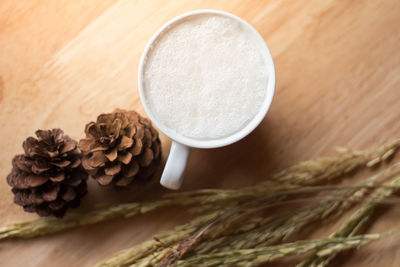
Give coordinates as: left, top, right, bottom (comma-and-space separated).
79, 109, 162, 187
6, 129, 88, 217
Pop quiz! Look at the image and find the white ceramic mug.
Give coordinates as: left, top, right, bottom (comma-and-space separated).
138, 10, 275, 190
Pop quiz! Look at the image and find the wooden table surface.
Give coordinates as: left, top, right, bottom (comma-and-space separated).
0, 0, 399, 266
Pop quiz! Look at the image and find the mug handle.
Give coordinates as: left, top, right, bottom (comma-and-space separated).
160, 141, 190, 190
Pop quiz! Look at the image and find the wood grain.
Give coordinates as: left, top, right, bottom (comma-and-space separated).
0, 0, 399, 266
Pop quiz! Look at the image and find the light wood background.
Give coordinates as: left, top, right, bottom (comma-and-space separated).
0, 0, 399, 266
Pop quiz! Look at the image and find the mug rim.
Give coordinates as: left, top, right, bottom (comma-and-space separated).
138, 9, 275, 149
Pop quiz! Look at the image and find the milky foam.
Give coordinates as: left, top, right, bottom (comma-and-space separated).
143, 14, 269, 140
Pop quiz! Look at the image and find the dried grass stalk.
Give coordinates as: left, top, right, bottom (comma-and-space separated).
98, 163, 400, 266
2, 139, 397, 241
95, 212, 219, 267
176, 231, 399, 267
297, 174, 400, 267
269, 139, 399, 186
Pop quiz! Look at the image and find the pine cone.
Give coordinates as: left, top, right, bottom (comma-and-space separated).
6, 129, 88, 217
79, 109, 162, 187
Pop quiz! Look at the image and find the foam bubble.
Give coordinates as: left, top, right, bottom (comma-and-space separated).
143, 14, 269, 140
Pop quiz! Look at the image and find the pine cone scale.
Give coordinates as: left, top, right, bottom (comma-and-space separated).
31, 163, 51, 174
41, 185, 60, 202
115, 175, 134, 187
91, 145, 110, 152
139, 148, 153, 167
51, 160, 71, 168
49, 172, 65, 182
60, 140, 77, 154
14, 190, 44, 206
153, 141, 161, 159
7, 170, 49, 189
97, 175, 114, 186
35, 130, 52, 142
13, 155, 32, 172
131, 139, 143, 156
119, 136, 133, 150
70, 158, 81, 169
118, 151, 132, 165
135, 126, 145, 139
104, 147, 118, 162
143, 129, 152, 147
35, 206, 51, 217
104, 162, 121, 176
86, 122, 101, 139
111, 119, 122, 138
78, 139, 95, 151
49, 200, 65, 211
125, 125, 136, 138
123, 161, 139, 177
86, 151, 107, 168
81, 157, 96, 171
61, 186, 77, 201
